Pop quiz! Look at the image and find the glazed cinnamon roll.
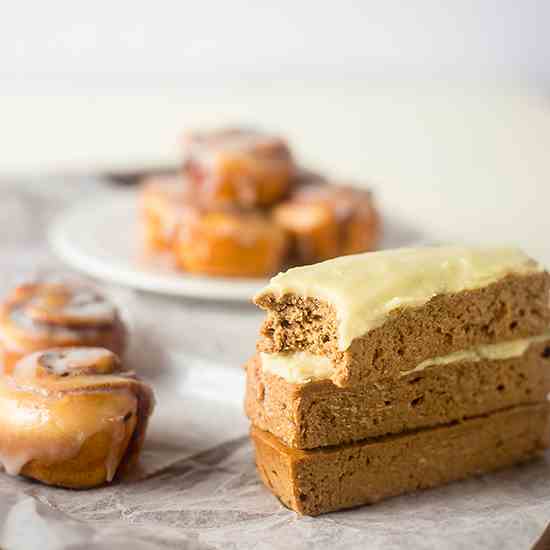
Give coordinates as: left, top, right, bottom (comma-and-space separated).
174, 207, 288, 278
273, 182, 382, 264
0, 279, 126, 372
183, 128, 296, 207
0, 347, 154, 488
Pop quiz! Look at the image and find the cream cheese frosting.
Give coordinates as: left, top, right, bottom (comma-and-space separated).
256, 246, 541, 351
260, 351, 334, 384
401, 331, 550, 377
261, 331, 550, 384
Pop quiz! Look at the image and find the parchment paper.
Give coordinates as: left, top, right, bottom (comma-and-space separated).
0, 177, 548, 550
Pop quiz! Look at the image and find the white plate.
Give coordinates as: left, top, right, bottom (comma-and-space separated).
49, 192, 420, 302
49, 194, 268, 301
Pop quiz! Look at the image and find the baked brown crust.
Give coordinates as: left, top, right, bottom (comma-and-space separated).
256, 271, 550, 386
251, 403, 550, 515
245, 341, 550, 448
0, 279, 127, 372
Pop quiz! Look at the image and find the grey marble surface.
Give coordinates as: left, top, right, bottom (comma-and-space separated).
0, 178, 549, 550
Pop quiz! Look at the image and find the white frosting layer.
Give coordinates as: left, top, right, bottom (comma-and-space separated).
402, 331, 550, 376
256, 246, 541, 351
260, 351, 334, 384
262, 332, 550, 384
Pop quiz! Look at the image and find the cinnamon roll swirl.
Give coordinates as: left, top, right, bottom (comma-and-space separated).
0, 347, 154, 488
183, 128, 296, 207
0, 279, 127, 372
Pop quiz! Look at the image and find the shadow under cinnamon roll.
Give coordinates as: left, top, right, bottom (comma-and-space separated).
0, 347, 154, 488
0, 279, 127, 372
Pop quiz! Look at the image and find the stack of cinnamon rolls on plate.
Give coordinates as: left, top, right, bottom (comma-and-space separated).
141, 127, 382, 278
0, 276, 155, 489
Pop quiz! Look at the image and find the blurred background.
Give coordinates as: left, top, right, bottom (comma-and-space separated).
1, 0, 549, 259
2, 3, 550, 542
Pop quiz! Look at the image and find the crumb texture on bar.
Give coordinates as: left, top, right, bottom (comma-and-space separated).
257, 272, 550, 386
251, 403, 550, 516
246, 341, 550, 448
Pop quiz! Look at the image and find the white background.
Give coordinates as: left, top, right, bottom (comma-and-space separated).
1, 1, 549, 262
1, 0, 549, 172
1, 1, 548, 86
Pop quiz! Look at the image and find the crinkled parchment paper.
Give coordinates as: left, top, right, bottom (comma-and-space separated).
0, 178, 549, 550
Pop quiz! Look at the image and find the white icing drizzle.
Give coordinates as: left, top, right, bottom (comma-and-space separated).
0, 282, 118, 351
186, 129, 276, 164
0, 451, 35, 476
0, 384, 136, 478
184, 129, 292, 201
104, 417, 130, 482
14, 348, 113, 378
256, 246, 543, 351
0, 348, 138, 480
27, 287, 116, 324
58, 295, 115, 323
12, 307, 83, 332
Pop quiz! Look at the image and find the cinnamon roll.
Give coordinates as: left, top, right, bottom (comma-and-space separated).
174, 207, 288, 278
0, 347, 154, 488
272, 182, 382, 264
183, 128, 296, 207
0, 279, 126, 372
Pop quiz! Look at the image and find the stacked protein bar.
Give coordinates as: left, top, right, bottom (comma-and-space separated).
245, 246, 550, 515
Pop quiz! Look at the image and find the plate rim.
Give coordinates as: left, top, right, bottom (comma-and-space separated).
48, 194, 268, 302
